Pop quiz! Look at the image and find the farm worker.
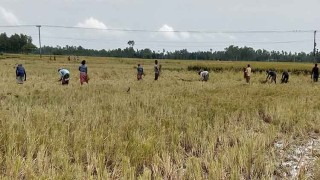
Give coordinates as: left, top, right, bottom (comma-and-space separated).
245, 64, 251, 83
198, 70, 209, 81
79, 60, 88, 85
266, 70, 277, 84
281, 70, 289, 83
137, 64, 144, 80
311, 63, 319, 82
58, 68, 70, 85
243, 68, 246, 79
154, 60, 160, 80
16, 64, 26, 84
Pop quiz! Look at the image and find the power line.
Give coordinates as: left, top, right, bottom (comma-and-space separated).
0, 25, 36, 28
39, 37, 311, 48
0, 24, 318, 34
41, 35, 310, 44
41, 25, 318, 34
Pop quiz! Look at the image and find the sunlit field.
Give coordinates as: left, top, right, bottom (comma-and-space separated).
1, 55, 320, 179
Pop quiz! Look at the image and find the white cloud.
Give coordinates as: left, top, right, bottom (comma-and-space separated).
76, 17, 107, 29
0, 6, 20, 25
159, 24, 177, 40
180, 32, 191, 39
218, 33, 236, 40
158, 24, 191, 40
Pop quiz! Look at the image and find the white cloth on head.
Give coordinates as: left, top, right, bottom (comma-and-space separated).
200, 71, 209, 81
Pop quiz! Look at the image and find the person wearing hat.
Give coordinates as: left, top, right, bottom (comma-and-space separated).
198, 69, 209, 81
58, 68, 70, 85
16, 64, 26, 84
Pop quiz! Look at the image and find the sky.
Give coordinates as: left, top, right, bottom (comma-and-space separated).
0, 0, 319, 53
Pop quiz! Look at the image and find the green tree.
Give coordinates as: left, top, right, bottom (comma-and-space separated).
22, 43, 37, 54
0, 33, 9, 52
127, 40, 135, 48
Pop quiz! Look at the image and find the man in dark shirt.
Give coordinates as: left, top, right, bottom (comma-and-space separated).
311, 63, 319, 82
281, 70, 289, 83
266, 70, 277, 84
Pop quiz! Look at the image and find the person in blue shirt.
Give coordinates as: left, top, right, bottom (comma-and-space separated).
16, 64, 26, 84
79, 60, 88, 85
58, 68, 70, 85
137, 64, 144, 80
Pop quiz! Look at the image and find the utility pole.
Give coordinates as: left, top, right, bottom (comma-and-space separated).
36, 25, 42, 58
314, 31, 317, 62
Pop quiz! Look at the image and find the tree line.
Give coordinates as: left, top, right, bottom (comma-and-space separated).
0, 33, 37, 54
1, 33, 319, 62
41, 45, 319, 62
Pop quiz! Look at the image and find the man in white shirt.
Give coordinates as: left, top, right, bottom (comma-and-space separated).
198, 70, 209, 81
58, 68, 70, 85
245, 64, 251, 83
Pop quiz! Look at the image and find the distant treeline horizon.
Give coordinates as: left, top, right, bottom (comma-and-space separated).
1, 32, 319, 62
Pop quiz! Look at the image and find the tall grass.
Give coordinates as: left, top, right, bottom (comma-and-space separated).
0, 56, 319, 179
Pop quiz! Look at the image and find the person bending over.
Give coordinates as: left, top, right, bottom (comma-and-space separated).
266, 70, 277, 84
198, 70, 209, 81
58, 68, 70, 85
16, 64, 26, 84
281, 70, 289, 83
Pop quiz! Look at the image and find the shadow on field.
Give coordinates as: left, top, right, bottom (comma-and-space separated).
260, 80, 268, 84
178, 78, 194, 82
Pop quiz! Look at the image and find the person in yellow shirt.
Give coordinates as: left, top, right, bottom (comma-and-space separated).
245, 64, 251, 83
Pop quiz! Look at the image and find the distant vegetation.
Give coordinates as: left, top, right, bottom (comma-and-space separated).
1, 33, 319, 62
41, 45, 319, 62
0, 33, 37, 54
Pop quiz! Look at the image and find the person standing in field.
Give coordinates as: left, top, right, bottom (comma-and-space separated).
154, 60, 160, 80
58, 68, 70, 85
79, 60, 88, 85
198, 69, 209, 81
137, 64, 144, 80
245, 64, 251, 83
243, 68, 246, 79
311, 63, 319, 82
281, 70, 289, 83
16, 64, 26, 84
